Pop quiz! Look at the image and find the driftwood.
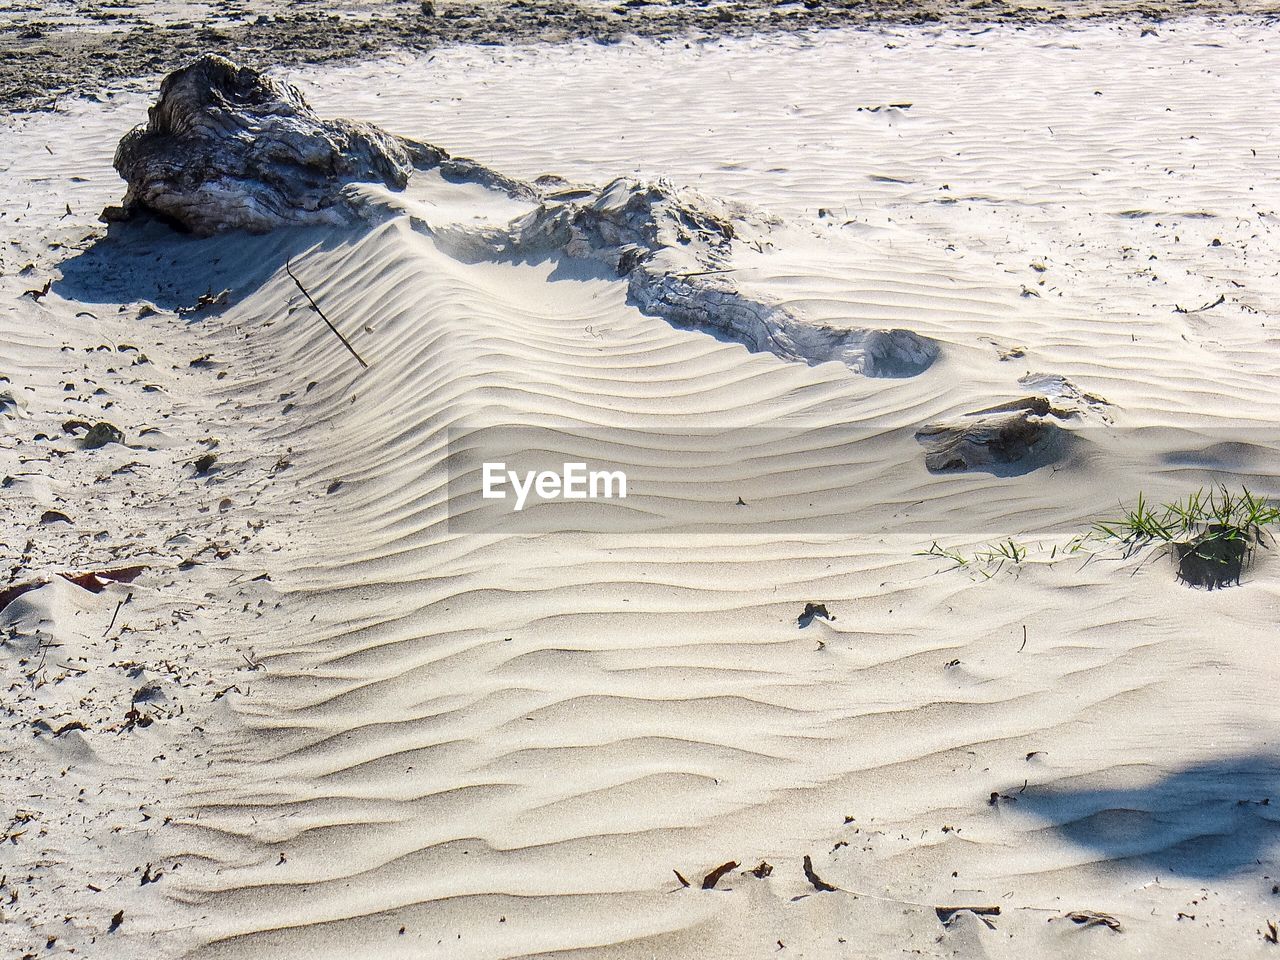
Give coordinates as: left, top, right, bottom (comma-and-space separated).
915, 375, 1109, 473
915, 396, 1061, 474
108, 55, 443, 234
107, 54, 532, 235
108, 55, 940, 377
936, 905, 1001, 929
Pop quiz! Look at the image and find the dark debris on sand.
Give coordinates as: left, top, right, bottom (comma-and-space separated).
5, 0, 1280, 114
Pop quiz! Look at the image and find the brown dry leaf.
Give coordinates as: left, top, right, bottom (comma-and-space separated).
60, 565, 146, 593
701, 861, 739, 890
803, 855, 837, 892
1057, 910, 1122, 932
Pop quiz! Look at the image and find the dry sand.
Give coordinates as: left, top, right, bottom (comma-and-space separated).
4, 14, 1280, 960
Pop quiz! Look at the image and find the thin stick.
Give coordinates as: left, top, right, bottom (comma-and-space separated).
104, 597, 126, 637
284, 259, 369, 369
104, 593, 132, 640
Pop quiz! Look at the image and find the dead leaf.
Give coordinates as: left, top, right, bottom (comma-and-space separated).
60, 565, 146, 593
1056, 910, 1122, 932
797, 603, 833, 628
702, 860, 739, 890
803, 855, 837, 892
22, 279, 51, 301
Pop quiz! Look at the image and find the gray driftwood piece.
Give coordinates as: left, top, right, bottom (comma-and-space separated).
916, 396, 1064, 473
107, 54, 529, 235
915, 375, 1109, 472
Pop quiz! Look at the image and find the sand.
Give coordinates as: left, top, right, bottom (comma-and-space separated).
4, 15, 1280, 960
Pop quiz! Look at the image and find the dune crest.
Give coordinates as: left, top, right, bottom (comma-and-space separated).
437, 175, 940, 375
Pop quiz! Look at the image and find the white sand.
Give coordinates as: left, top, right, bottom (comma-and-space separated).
4, 17, 1280, 960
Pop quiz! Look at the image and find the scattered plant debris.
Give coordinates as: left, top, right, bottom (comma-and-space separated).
81, 421, 124, 449
181, 288, 231, 314
702, 860, 739, 889
1054, 910, 1122, 932
802, 855, 837, 892
1173, 293, 1225, 314
797, 603, 833, 628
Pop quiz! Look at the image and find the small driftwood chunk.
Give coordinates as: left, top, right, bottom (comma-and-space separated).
916, 396, 1062, 474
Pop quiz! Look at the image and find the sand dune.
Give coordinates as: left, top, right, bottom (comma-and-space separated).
3, 16, 1280, 960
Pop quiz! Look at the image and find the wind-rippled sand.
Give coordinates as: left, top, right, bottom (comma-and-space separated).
3, 18, 1280, 960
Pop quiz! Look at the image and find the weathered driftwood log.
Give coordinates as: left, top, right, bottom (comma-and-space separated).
915, 396, 1066, 473
108, 55, 435, 234
107, 54, 530, 235
915, 375, 1110, 472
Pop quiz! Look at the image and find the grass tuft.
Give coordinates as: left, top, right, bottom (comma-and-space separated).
918, 538, 1028, 577
917, 541, 969, 569
1093, 485, 1280, 554
1095, 486, 1278, 587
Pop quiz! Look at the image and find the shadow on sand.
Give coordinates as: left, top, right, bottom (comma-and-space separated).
53, 215, 345, 314
1018, 755, 1280, 880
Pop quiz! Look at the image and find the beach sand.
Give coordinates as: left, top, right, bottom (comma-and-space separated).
4, 14, 1280, 959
